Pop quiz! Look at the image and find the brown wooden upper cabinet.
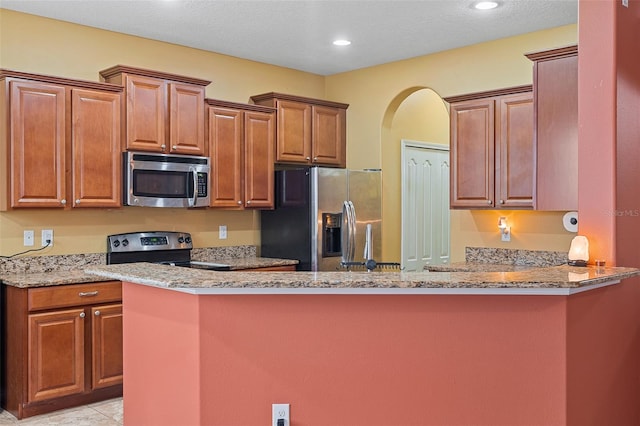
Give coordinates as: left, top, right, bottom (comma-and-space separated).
250, 92, 348, 168
526, 45, 578, 211
0, 70, 122, 210
445, 86, 534, 209
100, 65, 210, 156
206, 99, 276, 209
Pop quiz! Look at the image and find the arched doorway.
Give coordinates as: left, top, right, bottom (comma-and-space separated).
380, 88, 450, 267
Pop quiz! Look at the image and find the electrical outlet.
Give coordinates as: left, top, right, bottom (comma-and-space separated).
42, 229, 54, 247
272, 403, 290, 426
219, 225, 227, 240
24, 230, 35, 247
501, 227, 511, 242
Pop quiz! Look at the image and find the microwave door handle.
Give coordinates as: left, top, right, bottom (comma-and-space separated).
189, 168, 198, 207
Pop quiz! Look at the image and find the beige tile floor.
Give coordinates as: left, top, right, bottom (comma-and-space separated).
0, 398, 122, 425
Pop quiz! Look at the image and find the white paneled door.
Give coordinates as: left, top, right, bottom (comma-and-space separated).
401, 140, 450, 271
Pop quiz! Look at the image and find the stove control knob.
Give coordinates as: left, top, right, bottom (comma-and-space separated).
122, 239, 129, 247
185, 236, 192, 244
112, 240, 120, 248
178, 236, 185, 244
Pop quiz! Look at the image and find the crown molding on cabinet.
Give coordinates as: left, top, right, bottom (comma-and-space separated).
99, 65, 211, 87
0, 68, 123, 92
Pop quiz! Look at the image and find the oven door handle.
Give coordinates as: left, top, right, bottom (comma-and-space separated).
189, 167, 198, 207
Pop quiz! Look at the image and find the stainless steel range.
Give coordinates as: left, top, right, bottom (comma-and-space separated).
106, 231, 230, 270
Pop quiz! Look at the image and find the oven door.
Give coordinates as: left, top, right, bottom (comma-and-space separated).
124, 152, 210, 208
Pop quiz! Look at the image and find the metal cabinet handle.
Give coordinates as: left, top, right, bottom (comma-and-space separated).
75, 199, 81, 204
80, 312, 85, 318
237, 200, 242, 205
305, 156, 310, 161
499, 200, 505, 205
246, 200, 251, 205
487, 200, 491, 205
313, 157, 318, 162
172, 145, 177, 150
161, 144, 167, 150
61, 199, 67, 205
79, 291, 98, 297
94, 310, 101, 316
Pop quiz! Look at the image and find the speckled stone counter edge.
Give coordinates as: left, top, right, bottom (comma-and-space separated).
83, 263, 640, 296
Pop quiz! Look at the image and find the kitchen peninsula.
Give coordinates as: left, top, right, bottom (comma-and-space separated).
86, 263, 639, 426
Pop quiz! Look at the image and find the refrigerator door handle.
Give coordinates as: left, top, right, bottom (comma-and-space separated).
341, 201, 351, 264
341, 200, 357, 264
348, 201, 357, 263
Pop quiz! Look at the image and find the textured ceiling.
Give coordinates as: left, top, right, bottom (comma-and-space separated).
1, 0, 578, 75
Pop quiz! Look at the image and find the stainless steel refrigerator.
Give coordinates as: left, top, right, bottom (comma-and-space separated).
261, 166, 382, 271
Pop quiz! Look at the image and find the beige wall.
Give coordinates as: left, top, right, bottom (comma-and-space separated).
325, 25, 579, 261
0, 9, 324, 255
1, 8, 578, 260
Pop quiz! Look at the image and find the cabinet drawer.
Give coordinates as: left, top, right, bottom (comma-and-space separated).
28, 281, 122, 312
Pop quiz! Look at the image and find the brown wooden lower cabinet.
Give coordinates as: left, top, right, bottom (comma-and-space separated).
2, 281, 123, 420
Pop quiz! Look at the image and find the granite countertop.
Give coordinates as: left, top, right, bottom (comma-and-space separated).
0, 270, 109, 288
425, 262, 538, 272
84, 263, 640, 296
0, 256, 298, 288
209, 257, 297, 270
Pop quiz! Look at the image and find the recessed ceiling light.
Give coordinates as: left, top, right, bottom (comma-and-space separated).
333, 39, 351, 46
474, 1, 499, 10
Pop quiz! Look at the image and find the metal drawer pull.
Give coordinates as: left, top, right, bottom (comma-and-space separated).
94, 310, 101, 316
79, 291, 99, 297
80, 312, 86, 318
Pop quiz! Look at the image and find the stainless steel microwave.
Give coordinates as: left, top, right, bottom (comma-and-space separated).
123, 151, 210, 208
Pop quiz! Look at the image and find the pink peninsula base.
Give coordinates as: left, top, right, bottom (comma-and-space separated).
121, 278, 640, 426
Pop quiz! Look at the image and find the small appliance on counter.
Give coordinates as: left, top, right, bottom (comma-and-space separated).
261, 166, 395, 272
106, 231, 230, 270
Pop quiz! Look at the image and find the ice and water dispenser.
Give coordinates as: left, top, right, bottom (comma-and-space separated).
322, 212, 342, 257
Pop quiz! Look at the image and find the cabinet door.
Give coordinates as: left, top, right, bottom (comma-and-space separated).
535, 54, 578, 211
244, 110, 275, 209
276, 100, 312, 164
450, 98, 495, 208
10, 80, 66, 208
125, 75, 166, 152
496, 93, 534, 209
71, 89, 122, 208
169, 83, 205, 155
208, 107, 243, 208
312, 105, 346, 167
28, 309, 85, 402
91, 304, 123, 390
